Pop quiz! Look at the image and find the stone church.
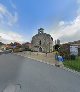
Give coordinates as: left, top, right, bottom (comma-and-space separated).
31, 28, 53, 52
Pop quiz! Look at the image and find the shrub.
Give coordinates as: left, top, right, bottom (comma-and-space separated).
70, 55, 76, 60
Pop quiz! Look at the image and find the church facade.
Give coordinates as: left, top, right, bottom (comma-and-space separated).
31, 28, 53, 52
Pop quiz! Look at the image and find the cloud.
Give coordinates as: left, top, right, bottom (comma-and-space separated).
59, 21, 65, 26
0, 3, 31, 44
45, 0, 80, 44
77, 0, 80, 4
9, 0, 17, 10
47, 15, 80, 43
0, 30, 25, 44
0, 3, 18, 26
77, 0, 80, 14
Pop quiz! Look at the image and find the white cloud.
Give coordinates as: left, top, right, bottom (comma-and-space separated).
47, 15, 80, 43
0, 30, 25, 44
59, 21, 65, 26
0, 3, 31, 44
0, 3, 25, 44
0, 3, 18, 26
77, 0, 80, 4
45, 1, 80, 44
9, 0, 17, 10
77, 0, 80, 14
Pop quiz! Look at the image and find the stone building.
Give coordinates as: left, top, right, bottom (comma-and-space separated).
31, 28, 53, 52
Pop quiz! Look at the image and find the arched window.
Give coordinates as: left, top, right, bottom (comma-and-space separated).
39, 40, 41, 45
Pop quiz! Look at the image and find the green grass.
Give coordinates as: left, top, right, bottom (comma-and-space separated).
63, 57, 80, 72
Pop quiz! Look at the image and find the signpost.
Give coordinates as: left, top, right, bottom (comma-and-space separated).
70, 46, 78, 56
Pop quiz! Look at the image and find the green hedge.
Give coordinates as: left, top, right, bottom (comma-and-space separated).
63, 57, 80, 72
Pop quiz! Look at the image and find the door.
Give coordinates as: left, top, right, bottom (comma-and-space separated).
39, 47, 42, 52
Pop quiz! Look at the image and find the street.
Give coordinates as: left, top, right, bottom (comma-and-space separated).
0, 54, 80, 92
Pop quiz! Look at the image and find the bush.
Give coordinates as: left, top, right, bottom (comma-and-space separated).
70, 55, 76, 60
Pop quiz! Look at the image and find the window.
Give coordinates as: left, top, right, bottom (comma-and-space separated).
39, 40, 41, 45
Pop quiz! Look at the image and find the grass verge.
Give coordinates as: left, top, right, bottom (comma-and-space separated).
63, 57, 80, 72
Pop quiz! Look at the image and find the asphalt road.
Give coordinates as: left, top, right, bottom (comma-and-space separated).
0, 54, 80, 92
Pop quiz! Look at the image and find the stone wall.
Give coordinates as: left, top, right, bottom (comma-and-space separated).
31, 29, 53, 52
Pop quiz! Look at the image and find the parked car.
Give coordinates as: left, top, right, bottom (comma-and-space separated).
0, 50, 4, 55
1, 49, 12, 54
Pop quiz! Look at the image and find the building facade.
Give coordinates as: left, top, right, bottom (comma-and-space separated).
61, 40, 80, 56
31, 28, 53, 52
55, 39, 60, 45
22, 42, 32, 49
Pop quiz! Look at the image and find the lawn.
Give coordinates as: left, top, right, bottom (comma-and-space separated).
63, 57, 80, 72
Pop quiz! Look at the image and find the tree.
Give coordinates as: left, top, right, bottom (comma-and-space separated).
54, 44, 60, 51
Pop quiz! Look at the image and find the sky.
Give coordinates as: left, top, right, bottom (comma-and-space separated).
0, 0, 80, 44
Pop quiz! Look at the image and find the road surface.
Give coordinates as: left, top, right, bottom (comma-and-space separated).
0, 54, 80, 92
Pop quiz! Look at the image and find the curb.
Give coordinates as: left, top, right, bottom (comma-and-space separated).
14, 53, 80, 76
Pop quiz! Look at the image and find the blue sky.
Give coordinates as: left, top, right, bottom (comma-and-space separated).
0, 0, 80, 43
